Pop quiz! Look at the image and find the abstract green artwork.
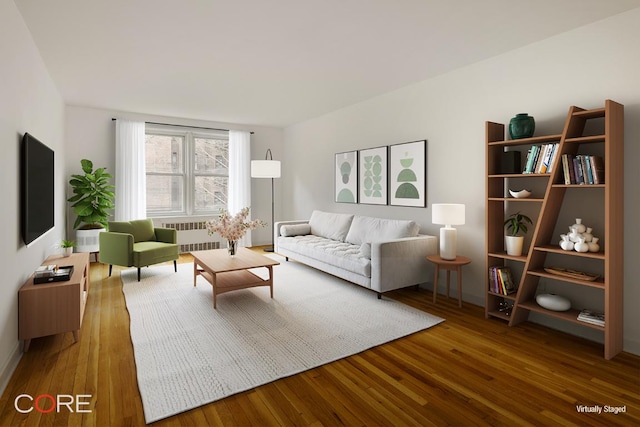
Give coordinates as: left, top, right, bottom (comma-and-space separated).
359, 146, 387, 205
335, 151, 357, 203
390, 140, 426, 207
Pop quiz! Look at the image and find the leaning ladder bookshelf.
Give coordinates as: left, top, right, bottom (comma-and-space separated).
485, 100, 623, 360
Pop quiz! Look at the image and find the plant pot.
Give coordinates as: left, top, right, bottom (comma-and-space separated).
62, 247, 73, 257
76, 228, 105, 252
505, 235, 525, 256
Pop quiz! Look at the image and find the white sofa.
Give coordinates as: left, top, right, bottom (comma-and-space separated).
274, 210, 437, 298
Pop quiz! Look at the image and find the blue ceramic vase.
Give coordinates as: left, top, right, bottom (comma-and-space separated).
509, 113, 535, 139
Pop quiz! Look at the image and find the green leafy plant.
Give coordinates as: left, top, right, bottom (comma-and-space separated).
504, 212, 533, 236
60, 239, 76, 248
67, 159, 115, 230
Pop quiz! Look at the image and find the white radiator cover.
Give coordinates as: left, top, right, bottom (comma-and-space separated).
159, 220, 221, 253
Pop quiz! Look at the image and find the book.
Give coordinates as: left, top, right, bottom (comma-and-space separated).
577, 309, 605, 327
547, 143, 559, 173
523, 145, 539, 173
590, 155, 605, 184
573, 156, 584, 184
583, 155, 594, 184
488, 266, 517, 295
534, 144, 549, 174
561, 154, 571, 184
498, 267, 517, 294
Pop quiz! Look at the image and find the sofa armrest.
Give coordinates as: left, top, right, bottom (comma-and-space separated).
274, 220, 309, 252
155, 227, 177, 244
370, 234, 438, 293
99, 232, 134, 267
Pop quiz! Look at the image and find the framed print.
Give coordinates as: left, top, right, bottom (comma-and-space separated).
389, 140, 427, 207
335, 151, 358, 203
358, 146, 388, 205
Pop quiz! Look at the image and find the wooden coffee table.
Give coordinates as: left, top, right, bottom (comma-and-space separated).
191, 248, 280, 309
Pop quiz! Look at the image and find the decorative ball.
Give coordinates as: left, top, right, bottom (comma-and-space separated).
536, 293, 571, 311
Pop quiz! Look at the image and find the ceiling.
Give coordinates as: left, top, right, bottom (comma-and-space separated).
15, 0, 640, 128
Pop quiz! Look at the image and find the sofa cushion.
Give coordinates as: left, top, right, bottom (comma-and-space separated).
309, 210, 354, 242
108, 219, 156, 243
281, 223, 311, 237
278, 235, 370, 277
359, 242, 371, 259
345, 215, 419, 245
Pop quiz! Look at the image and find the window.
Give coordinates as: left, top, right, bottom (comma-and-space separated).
145, 128, 228, 216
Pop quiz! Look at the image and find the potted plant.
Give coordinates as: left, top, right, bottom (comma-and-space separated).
504, 211, 533, 256
60, 239, 76, 257
67, 159, 115, 252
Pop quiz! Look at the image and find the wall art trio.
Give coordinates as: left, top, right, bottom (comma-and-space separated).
334, 140, 426, 207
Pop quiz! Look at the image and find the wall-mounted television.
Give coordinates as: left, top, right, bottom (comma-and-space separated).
21, 132, 55, 246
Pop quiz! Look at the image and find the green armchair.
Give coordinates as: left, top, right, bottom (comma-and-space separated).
99, 219, 179, 281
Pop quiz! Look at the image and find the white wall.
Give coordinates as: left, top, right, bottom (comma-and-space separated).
0, 1, 66, 393
283, 9, 640, 354
65, 106, 284, 246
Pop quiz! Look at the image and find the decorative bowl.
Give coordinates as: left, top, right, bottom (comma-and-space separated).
509, 189, 531, 198
535, 293, 571, 311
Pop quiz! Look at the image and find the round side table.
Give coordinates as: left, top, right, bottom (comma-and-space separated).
426, 255, 471, 308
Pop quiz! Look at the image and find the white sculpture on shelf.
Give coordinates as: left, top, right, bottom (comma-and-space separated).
559, 218, 600, 252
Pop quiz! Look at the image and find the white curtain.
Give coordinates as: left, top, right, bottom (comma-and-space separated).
115, 120, 146, 221
228, 130, 252, 246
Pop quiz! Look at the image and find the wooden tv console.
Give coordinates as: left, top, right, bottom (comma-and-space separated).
18, 252, 90, 351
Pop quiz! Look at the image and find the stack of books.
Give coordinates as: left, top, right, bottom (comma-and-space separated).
561, 154, 604, 185
577, 309, 605, 327
522, 143, 560, 174
488, 266, 517, 295
34, 265, 74, 284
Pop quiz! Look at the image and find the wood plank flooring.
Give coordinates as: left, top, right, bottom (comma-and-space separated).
1, 252, 638, 426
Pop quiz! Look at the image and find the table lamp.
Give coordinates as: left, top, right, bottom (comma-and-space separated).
432, 203, 465, 260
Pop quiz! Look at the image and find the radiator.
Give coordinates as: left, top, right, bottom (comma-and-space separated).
160, 220, 221, 253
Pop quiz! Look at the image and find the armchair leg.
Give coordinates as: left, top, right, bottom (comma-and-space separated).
174, 260, 177, 272
109, 265, 113, 277
138, 267, 141, 282
377, 292, 382, 300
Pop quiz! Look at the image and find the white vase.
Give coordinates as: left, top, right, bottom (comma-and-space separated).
572, 218, 586, 234
588, 237, 600, 252
582, 227, 593, 243
574, 237, 589, 253
505, 235, 525, 256
568, 226, 581, 243
559, 234, 574, 251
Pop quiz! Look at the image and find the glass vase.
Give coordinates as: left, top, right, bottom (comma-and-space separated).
227, 240, 238, 257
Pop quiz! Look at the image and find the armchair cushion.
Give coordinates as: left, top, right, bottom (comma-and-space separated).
108, 219, 156, 242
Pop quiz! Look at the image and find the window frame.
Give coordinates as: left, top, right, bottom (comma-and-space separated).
145, 126, 229, 217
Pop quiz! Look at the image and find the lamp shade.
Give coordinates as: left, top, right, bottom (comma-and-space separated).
251, 160, 281, 178
432, 203, 465, 226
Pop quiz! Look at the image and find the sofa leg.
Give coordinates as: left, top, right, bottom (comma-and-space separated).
109, 265, 113, 277
138, 268, 141, 282
174, 260, 177, 272
377, 292, 382, 300
286, 256, 289, 261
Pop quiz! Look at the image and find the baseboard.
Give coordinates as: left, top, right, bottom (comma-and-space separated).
0, 342, 22, 397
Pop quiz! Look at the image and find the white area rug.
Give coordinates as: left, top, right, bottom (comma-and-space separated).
121, 256, 444, 423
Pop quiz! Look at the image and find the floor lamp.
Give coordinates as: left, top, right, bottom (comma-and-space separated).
251, 149, 281, 252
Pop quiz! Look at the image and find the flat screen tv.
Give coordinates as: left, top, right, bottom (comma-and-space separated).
21, 132, 55, 246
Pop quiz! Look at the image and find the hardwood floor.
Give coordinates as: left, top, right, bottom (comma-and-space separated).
1, 252, 639, 426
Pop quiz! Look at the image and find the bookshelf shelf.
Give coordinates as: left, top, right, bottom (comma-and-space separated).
484, 100, 623, 359
517, 301, 605, 331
